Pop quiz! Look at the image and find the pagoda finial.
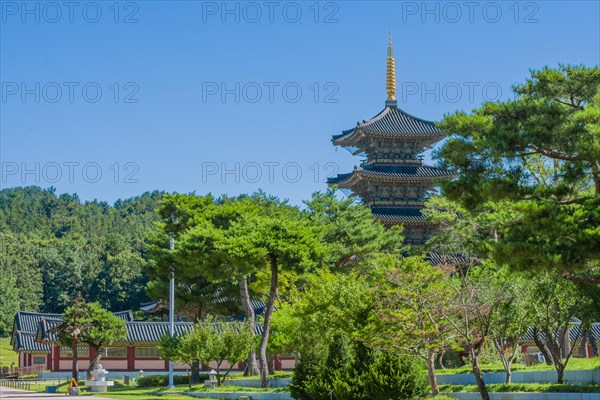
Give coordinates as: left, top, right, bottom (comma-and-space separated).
386, 32, 396, 102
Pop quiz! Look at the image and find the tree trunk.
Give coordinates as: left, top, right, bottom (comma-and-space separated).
239, 275, 260, 376
71, 341, 79, 383
470, 350, 490, 400
589, 331, 598, 356
85, 345, 103, 380
426, 349, 440, 396
258, 254, 278, 388
437, 349, 445, 370
267, 352, 275, 375
533, 328, 554, 365
190, 361, 200, 385
557, 364, 565, 384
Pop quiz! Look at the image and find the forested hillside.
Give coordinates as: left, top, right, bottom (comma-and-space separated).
0, 186, 163, 335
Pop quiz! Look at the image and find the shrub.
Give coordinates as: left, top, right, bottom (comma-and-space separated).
136, 373, 209, 387
291, 333, 428, 400
362, 352, 428, 400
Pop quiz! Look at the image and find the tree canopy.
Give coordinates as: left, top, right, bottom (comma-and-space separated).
437, 65, 600, 283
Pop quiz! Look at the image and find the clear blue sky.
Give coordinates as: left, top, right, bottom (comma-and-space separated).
1, 0, 599, 205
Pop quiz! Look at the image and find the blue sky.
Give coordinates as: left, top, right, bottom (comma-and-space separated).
1, 0, 599, 205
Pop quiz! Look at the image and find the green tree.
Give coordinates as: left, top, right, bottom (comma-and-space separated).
523, 272, 595, 383
437, 65, 600, 284
158, 319, 255, 386
220, 203, 324, 387
54, 297, 127, 381
488, 273, 529, 384
304, 190, 404, 268
0, 232, 43, 335
424, 197, 517, 400
78, 303, 127, 376
283, 270, 427, 400
361, 256, 455, 396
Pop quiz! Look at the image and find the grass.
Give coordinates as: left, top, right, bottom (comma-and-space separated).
0, 337, 18, 367
437, 357, 600, 374
84, 381, 287, 400
440, 383, 600, 393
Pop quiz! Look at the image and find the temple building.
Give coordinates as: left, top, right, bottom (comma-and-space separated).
328, 34, 454, 245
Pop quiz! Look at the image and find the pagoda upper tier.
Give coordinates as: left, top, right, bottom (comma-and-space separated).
327, 163, 453, 206
332, 100, 446, 162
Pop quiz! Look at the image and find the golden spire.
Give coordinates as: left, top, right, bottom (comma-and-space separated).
386, 32, 396, 101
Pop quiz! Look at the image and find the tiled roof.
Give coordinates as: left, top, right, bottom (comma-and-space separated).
36, 318, 265, 345
125, 321, 194, 342
114, 311, 134, 321
426, 252, 468, 265
332, 104, 444, 142
13, 332, 51, 353
12, 310, 132, 352
521, 322, 600, 342
327, 164, 453, 184
125, 321, 264, 342
13, 311, 60, 335
13, 310, 132, 335
371, 207, 427, 222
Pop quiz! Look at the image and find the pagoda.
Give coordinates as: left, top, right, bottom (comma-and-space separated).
327, 34, 453, 245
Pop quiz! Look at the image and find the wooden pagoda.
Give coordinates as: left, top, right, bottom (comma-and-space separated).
328, 34, 453, 245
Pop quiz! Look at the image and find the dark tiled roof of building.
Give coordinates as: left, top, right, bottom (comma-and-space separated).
13, 310, 132, 335
332, 104, 444, 142
35, 318, 265, 345
426, 252, 468, 265
371, 207, 427, 222
125, 321, 194, 342
13, 331, 51, 353
13, 312, 60, 335
12, 310, 132, 352
327, 164, 453, 184
521, 322, 600, 342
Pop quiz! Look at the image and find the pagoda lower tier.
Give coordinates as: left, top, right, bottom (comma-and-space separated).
327, 163, 453, 245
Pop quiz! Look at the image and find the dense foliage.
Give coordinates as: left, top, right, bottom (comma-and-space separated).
158, 319, 256, 386
437, 65, 600, 283
0, 186, 162, 334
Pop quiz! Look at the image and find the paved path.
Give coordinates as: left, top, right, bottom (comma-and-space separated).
0, 386, 114, 399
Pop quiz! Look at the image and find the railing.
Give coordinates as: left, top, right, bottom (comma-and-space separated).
1, 365, 46, 378
0, 379, 32, 390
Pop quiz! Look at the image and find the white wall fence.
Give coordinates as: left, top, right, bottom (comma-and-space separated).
185, 392, 293, 400
437, 369, 600, 385
443, 393, 600, 400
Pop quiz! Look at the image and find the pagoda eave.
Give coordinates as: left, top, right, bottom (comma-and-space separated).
328, 171, 453, 188
332, 129, 445, 148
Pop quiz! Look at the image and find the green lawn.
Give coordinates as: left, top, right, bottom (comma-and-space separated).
84, 382, 285, 400
0, 337, 18, 367
441, 383, 600, 393
437, 357, 600, 374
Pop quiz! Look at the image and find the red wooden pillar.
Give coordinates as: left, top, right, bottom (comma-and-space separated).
47, 350, 52, 371
164, 359, 169, 371
127, 347, 135, 370
53, 345, 60, 371
273, 355, 282, 371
